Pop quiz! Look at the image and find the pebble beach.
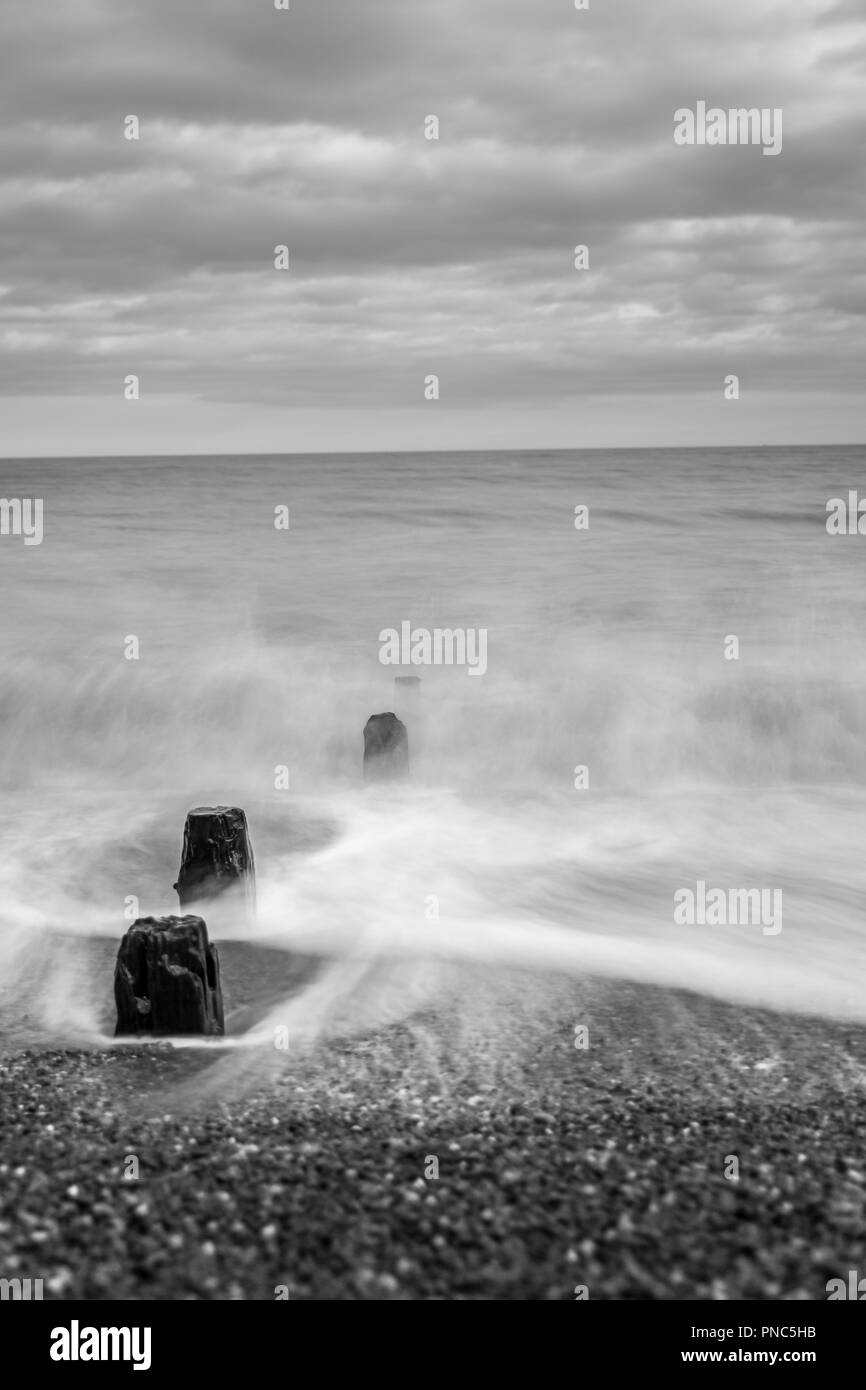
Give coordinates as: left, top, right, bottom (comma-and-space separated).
2, 956, 864, 1301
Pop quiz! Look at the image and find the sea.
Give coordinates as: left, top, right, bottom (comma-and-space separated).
1, 446, 865, 1046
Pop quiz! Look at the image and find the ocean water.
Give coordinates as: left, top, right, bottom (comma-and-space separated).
1, 446, 865, 1046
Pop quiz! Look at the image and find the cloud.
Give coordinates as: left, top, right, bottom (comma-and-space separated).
0, 0, 864, 447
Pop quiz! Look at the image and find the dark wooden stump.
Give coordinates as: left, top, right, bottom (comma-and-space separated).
114, 914, 224, 1037
363, 712, 409, 781
394, 675, 421, 697
174, 805, 255, 909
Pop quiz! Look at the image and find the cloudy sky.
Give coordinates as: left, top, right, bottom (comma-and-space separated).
2, 0, 865, 455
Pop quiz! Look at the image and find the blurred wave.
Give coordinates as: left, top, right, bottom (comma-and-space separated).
0, 446, 865, 1049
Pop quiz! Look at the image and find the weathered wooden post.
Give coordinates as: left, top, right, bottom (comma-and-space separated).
114, 914, 224, 1036
393, 675, 420, 721
393, 675, 421, 754
394, 674, 421, 701
173, 805, 255, 910
363, 712, 409, 781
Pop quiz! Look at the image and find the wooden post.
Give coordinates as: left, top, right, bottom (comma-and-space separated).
174, 805, 255, 910
393, 675, 421, 753
114, 914, 224, 1037
363, 712, 409, 781
393, 675, 420, 719
394, 675, 421, 699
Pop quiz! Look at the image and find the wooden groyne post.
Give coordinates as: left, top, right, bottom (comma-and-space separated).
114, 914, 224, 1037
363, 712, 409, 780
174, 805, 256, 910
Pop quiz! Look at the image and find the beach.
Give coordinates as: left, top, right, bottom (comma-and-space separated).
1, 447, 865, 1301
3, 0, 866, 1326
2, 947, 864, 1300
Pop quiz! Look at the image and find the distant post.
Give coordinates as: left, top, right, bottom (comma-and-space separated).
363, 712, 409, 781
393, 674, 421, 719
174, 805, 255, 911
394, 675, 422, 756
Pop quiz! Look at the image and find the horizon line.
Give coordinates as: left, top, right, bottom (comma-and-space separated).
2, 440, 865, 463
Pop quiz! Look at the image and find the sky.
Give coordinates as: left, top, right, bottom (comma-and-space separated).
1, 0, 865, 455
